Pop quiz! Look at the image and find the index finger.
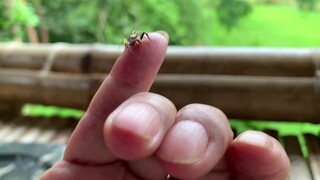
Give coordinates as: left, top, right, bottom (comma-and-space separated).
64, 31, 169, 164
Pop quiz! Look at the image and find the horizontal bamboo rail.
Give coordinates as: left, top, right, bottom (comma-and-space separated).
0, 68, 318, 122
1, 43, 319, 122
0, 43, 319, 77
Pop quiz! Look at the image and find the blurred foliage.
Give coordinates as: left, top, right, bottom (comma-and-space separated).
0, 0, 254, 45
30, 0, 212, 45
0, 2, 10, 40
216, 0, 252, 32
1, 0, 320, 45
0, 0, 39, 41
296, 0, 318, 10
11, 0, 38, 26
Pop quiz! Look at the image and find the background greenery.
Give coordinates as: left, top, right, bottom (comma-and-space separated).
1, 0, 320, 46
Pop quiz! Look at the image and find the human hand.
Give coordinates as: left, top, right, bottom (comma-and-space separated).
41, 31, 290, 180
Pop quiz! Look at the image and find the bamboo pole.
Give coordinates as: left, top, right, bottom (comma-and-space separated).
0, 68, 93, 109
0, 44, 318, 77
152, 74, 318, 122
283, 136, 313, 180
0, 68, 318, 122
304, 134, 320, 179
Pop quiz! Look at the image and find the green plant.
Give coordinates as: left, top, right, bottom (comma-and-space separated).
296, 0, 318, 11
0, 0, 39, 41
0, 2, 11, 41
11, 0, 38, 26
216, 0, 252, 32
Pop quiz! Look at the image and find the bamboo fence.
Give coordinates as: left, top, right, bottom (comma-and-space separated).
0, 43, 319, 122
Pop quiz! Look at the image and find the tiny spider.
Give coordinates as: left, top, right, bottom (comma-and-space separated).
123, 30, 150, 54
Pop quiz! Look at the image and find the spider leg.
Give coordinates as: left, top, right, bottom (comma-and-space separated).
124, 41, 134, 54
122, 38, 128, 45
134, 40, 141, 45
127, 45, 134, 54
141, 32, 151, 41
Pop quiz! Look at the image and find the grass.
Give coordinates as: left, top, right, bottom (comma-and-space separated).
22, 104, 84, 119
210, 5, 320, 47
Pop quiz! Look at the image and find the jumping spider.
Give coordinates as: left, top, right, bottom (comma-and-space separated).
123, 30, 150, 54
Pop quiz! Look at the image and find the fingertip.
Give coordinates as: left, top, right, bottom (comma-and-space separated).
104, 101, 162, 160
156, 104, 233, 179
157, 120, 209, 165
109, 31, 169, 91
122, 31, 168, 55
104, 93, 176, 161
227, 130, 290, 180
237, 130, 274, 150
155, 31, 169, 42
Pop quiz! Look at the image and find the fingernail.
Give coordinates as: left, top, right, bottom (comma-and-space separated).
238, 131, 272, 149
111, 102, 161, 140
156, 30, 169, 40
157, 121, 208, 164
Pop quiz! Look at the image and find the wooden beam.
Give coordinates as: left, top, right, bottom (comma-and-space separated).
0, 68, 318, 122
0, 44, 318, 77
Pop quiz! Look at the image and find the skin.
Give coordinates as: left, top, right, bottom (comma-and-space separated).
41, 31, 290, 180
